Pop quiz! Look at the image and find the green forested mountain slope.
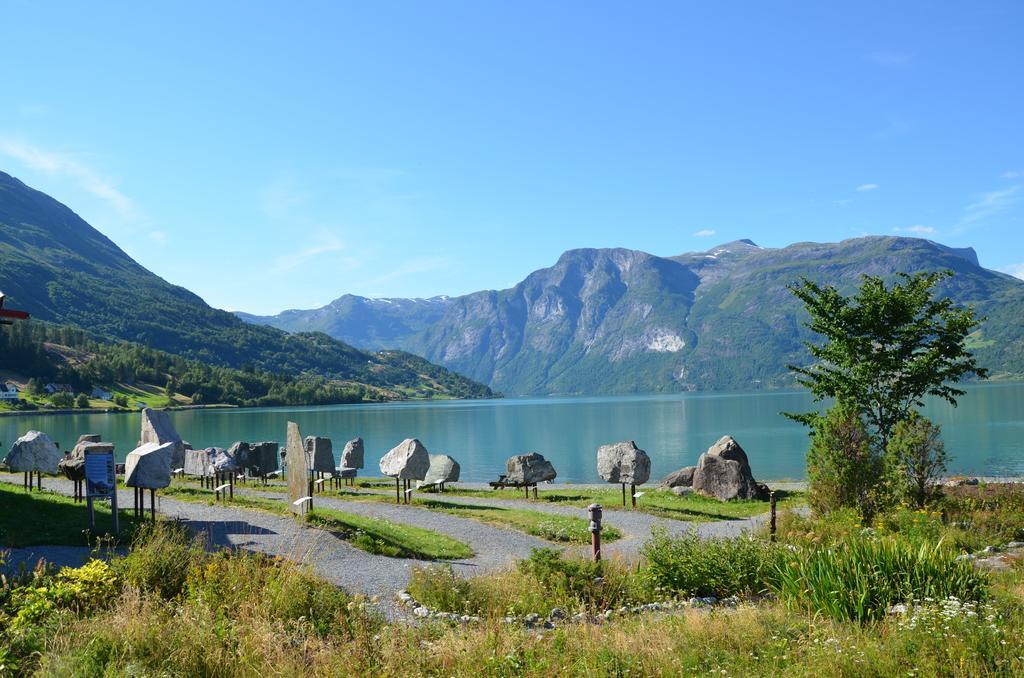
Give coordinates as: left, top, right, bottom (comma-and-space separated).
0, 170, 493, 400
239, 237, 1024, 395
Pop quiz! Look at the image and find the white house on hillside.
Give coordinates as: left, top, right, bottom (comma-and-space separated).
91, 387, 113, 400
0, 383, 20, 401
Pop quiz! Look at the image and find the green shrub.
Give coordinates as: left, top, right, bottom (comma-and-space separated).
641, 529, 783, 598
184, 550, 371, 639
806, 401, 891, 523
888, 413, 948, 508
774, 535, 989, 623
111, 522, 205, 599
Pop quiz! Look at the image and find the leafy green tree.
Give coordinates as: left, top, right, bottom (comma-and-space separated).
887, 413, 947, 508
786, 271, 986, 453
26, 378, 41, 395
74, 393, 90, 409
50, 391, 74, 408
806, 400, 890, 523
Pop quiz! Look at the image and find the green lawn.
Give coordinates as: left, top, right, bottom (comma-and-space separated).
0, 481, 142, 547
412, 484, 803, 522
158, 483, 474, 560
305, 508, 474, 560
316, 487, 622, 544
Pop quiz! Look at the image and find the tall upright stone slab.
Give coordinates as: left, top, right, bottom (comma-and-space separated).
286, 422, 309, 514
139, 408, 185, 469
304, 436, 335, 474
339, 438, 364, 478
4, 431, 62, 473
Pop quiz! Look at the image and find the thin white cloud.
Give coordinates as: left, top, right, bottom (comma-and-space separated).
866, 51, 913, 68
260, 177, 313, 219
0, 137, 136, 219
149, 230, 168, 245
833, 198, 854, 207
693, 229, 717, 237
954, 185, 1021, 231
998, 263, 1024, 280
856, 183, 879, 192
894, 225, 936, 235
272, 234, 345, 273
364, 257, 451, 291
1001, 170, 1022, 180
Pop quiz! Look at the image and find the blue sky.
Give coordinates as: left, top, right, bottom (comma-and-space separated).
1, 1, 1022, 313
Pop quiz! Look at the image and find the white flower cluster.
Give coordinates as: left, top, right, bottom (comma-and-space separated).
889, 596, 1001, 638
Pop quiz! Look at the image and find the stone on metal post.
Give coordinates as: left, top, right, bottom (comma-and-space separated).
588, 503, 603, 562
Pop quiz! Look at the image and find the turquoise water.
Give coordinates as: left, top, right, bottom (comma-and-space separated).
3, 382, 1022, 483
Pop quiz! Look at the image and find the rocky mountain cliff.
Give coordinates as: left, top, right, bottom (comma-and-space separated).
239, 236, 1024, 395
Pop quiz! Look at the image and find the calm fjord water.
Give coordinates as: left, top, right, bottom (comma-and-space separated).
3, 382, 1022, 483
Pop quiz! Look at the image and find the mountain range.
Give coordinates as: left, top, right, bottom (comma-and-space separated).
0, 170, 494, 400
239, 237, 1024, 395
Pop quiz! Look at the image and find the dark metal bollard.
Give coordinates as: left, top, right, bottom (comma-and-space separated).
588, 503, 603, 562
769, 490, 777, 542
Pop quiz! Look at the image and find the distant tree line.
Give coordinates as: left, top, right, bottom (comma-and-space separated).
0, 321, 377, 408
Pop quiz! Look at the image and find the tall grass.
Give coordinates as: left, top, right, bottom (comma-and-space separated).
641, 528, 783, 598
774, 535, 989, 623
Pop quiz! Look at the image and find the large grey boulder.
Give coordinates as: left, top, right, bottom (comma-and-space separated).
124, 441, 174, 489
247, 441, 279, 476
59, 435, 105, 480
506, 453, 557, 485
418, 454, 461, 488
65, 442, 114, 481
4, 431, 62, 473
692, 436, 768, 501
662, 466, 697, 489
227, 441, 252, 470
304, 436, 335, 473
339, 438, 365, 476
139, 408, 185, 469
208, 447, 235, 473
379, 439, 430, 480
597, 440, 651, 485
184, 447, 214, 476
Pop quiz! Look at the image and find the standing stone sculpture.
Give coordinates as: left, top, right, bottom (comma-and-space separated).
184, 447, 215, 476
124, 442, 174, 489
139, 408, 185, 469
380, 438, 430, 503
418, 454, 461, 490
338, 437, 364, 479
505, 453, 557, 485
4, 430, 62, 474
692, 436, 768, 501
304, 436, 335, 474
208, 447, 236, 473
597, 440, 651, 507
286, 422, 310, 514
247, 441, 279, 477
59, 434, 103, 481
